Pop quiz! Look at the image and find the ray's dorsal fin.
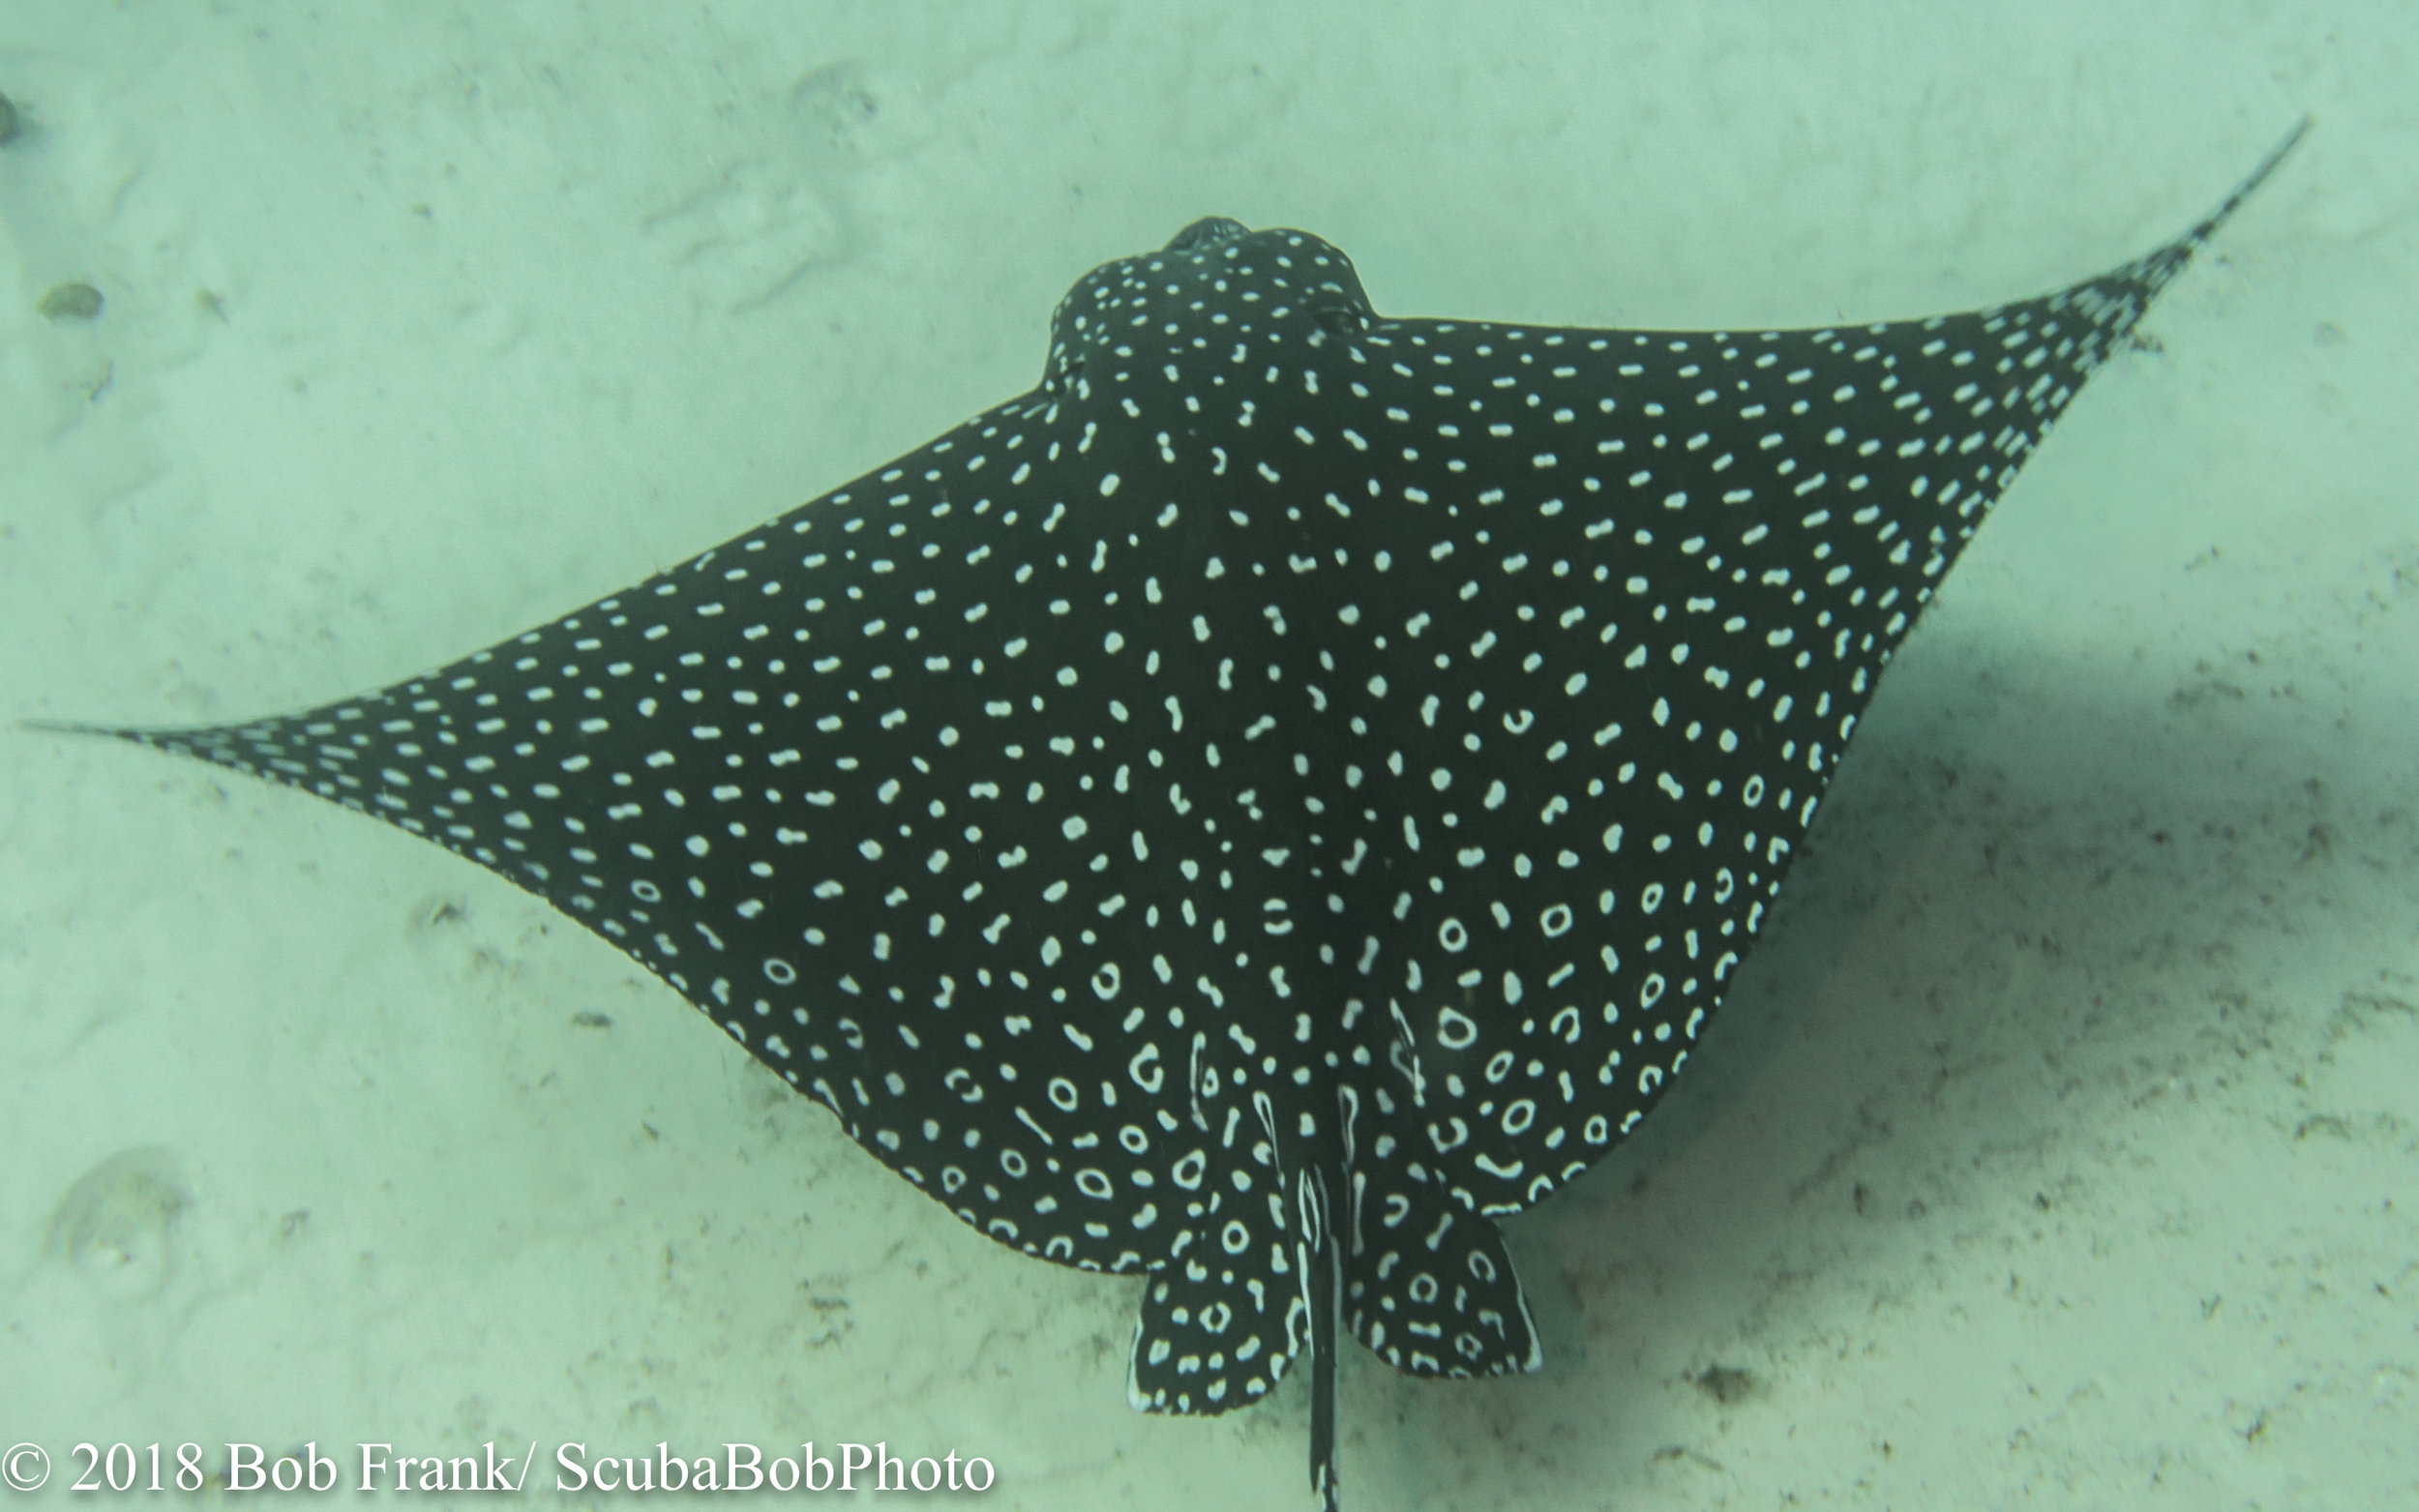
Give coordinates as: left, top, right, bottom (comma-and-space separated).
25, 119, 2305, 1512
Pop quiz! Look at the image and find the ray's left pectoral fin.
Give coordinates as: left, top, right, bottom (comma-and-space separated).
1126, 1237, 1302, 1417
1343, 1171, 1541, 1379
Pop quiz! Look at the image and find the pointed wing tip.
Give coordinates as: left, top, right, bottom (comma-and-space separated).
18, 718, 259, 771
2107, 115, 2310, 312
2261, 113, 2315, 178
2182, 115, 2313, 250
18, 717, 136, 740
17, 717, 214, 749
2225, 114, 2312, 212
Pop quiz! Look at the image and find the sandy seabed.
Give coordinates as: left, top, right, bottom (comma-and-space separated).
3, 4, 2414, 1508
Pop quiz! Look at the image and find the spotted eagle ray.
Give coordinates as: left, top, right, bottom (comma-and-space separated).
33, 122, 2305, 1509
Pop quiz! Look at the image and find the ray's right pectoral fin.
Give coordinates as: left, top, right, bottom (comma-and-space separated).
1127, 1238, 1302, 1417
1344, 1173, 1541, 1379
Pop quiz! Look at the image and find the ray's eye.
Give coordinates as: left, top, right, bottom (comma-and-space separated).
1311, 303, 1365, 339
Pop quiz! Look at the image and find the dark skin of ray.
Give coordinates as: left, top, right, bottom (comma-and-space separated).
26, 120, 2306, 1511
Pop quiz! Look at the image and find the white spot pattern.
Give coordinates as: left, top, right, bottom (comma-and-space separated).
96, 124, 2304, 1512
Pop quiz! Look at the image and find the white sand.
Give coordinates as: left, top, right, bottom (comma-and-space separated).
2, 3, 2413, 1506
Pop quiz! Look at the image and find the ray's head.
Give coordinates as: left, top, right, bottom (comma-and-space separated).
1041, 217, 1377, 398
